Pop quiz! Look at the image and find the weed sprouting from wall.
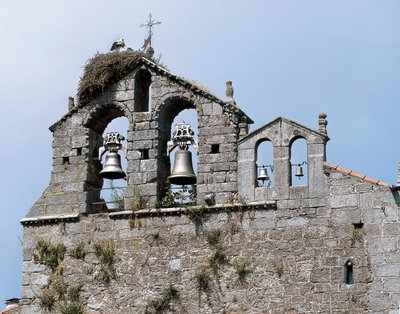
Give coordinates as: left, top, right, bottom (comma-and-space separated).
94, 241, 117, 284
39, 277, 84, 313
185, 206, 207, 224
208, 243, 229, 275
274, 263, 284, 278
39, 288, 56, 312
70, 241, 86, 260
34, 238, 65, 272
195, 266, 212, 292
60, 301, 85, 314
146, 285, 179, 313
350, 224, 364, 246
156, 189, 176, 208
205, 229, 222, 247
233, 261, 252, 282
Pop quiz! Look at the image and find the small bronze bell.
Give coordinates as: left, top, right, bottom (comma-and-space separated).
257, 166, 269, 182
99, 152, 126, 180
295, 164, 304, 177
168, 149, 196, 185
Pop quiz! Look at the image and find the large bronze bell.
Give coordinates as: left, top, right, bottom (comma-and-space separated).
99, 152, 126, 180
168, 149, 196, 185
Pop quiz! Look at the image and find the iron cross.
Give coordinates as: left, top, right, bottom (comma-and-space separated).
140, 13, 161, 43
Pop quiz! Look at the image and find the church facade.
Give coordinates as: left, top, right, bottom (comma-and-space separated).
20, 48, 400, 313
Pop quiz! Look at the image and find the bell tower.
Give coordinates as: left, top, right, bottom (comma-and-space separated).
24, 48, 252, 219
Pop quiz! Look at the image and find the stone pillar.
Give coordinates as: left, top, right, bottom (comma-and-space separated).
273, 145, 290, 199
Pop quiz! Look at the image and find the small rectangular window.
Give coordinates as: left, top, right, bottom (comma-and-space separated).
63, 157, 70, 165
141, 149, 149, 160
211, 144, 219, 154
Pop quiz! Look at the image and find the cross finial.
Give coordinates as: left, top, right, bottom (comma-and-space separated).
140, 13, 161, 49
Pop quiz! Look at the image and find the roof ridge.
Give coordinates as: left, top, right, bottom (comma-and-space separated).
323, 161, 392, 189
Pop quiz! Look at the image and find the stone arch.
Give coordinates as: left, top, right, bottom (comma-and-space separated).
84, 103, 132, 134
134, 69, 152, 112
83, 103, 132, 212
155, 95, 198, 198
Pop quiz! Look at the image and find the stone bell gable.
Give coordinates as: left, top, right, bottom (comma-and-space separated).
26, 50, 253, 218
238, 115, 329, 202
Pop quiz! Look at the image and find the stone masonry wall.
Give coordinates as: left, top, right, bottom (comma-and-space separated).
20, 166, 400, 313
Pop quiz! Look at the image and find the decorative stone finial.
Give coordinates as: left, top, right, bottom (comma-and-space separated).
397, 161, 400, 186
68, 97, 75, 112
226, 81, 235, 104
318, 112, 328, 136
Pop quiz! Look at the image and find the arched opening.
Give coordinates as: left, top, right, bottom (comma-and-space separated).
168, 109, 198, 206
134, 69, 151, 112
345, 259, 354, 284
255, 139, 274, 187
84, 105, 129, 213
156, 97, 197, 207
290, 137, 308, 186
99, 117, 129, 211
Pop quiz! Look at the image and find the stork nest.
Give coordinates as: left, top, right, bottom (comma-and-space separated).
77, 49, 151, 106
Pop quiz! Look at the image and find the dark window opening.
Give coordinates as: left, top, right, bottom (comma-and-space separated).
211, 144, 219, 154
345, 259, 354, 284
63, 157, 70, 170
141, 149, 149, 160
134, 69, 152, 112
353, 222, 364, 229
76, 148, 82, 156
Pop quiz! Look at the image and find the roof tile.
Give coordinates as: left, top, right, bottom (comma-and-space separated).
323, 162, 391, 190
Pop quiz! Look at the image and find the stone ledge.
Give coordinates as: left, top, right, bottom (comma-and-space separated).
20, 213, 80, 226
109, 200, 277, 219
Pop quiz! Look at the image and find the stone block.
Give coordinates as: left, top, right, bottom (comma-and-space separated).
276, 217, 308, 228
330, 194, 358, 208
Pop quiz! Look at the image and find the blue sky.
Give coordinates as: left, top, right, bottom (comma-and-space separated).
1, 0, 400, 304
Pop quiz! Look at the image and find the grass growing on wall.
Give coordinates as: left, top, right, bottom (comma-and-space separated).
94, 241, 117, 284
34, 238, 65, 272
146, 285, 179, 314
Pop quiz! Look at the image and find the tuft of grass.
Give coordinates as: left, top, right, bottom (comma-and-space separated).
274, 263, 284, 278
350, 228, 364, 245
39, 288, 56, 312
208, 244, 229, 275
205, 229, 222, 247
67, 284, 82, 302
70, 242, 86, 260
185, 206, 207, 223
60, 301, 85, 314
94, 241, 116, 284
233, 261, 252, 281
34, 238, 65, 272
147, 285, 179, 313
195, 267, 212, 292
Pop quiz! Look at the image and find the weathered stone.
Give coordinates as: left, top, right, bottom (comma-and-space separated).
20, 46, 400, 314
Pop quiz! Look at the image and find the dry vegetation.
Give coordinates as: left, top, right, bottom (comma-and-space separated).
77, 50, 151, 106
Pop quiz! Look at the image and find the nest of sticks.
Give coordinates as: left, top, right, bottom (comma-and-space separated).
77, 49, 150, 106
